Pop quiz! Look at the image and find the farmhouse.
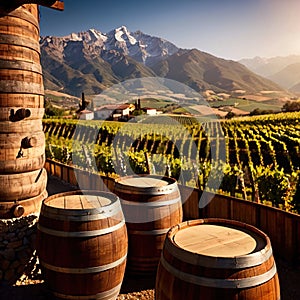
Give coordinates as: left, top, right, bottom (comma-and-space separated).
94, 104, 133, 120
78, 109, 94, 120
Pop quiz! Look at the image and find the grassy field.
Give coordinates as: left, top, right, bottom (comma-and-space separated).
210, 97, 284, 113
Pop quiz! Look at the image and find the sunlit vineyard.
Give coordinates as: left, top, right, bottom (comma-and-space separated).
43, 112, 300, 214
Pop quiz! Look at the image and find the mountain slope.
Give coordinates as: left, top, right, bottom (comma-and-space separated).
41, 26, 284, 97
40, 29, 157, 96
152, 49, 282, 93
268, 63, 300, 90
239, 55, 300, 77
239, 55, 300, 91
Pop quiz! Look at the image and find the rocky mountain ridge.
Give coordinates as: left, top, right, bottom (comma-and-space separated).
41, 26, 283, 97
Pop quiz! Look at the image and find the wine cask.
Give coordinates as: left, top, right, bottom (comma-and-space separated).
37, 190, 128, 300
114, 175, 182, 275
155, 218, 280, 300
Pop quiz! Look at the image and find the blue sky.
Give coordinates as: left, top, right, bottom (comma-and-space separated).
40, 0, 300, 60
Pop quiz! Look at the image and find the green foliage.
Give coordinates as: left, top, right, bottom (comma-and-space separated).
43, 112, 300, 214
44, 99, 65, 118
253, 166, 298, 211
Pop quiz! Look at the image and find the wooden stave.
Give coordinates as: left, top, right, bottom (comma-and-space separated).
36, 191, 128, 298
114, 175, 183, 275
0, 119, 43, 132
0, 69, 43, 85
0, 168, 47, 201
0, 93, 44, 108
155, 218, 281, 300
0, 43, 40, 65
0, 153, 45, 174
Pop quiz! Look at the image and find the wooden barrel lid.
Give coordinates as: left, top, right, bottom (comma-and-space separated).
118, 177, 169, 188
174, 224, 263, 257
46, 194, 113, 210
115, 175, 178, 196
41, 191, 124, 223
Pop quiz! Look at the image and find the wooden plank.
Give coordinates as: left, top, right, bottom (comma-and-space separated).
62, 164, 69, 182
231, 199, 257, 226
44, 160, 50, 173
48, 0, 64, 11
54, 162, 62, 179
50, 160, 55, 175
180, 185, 199, 220
68, 167, 78, 186
0, 1, 64, 11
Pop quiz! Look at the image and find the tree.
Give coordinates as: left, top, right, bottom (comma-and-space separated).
225, 111, 235, 119
282, 101, 300, 112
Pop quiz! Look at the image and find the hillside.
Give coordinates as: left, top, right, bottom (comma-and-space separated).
240, 55, 300, 92
152, 49, 282, 93
268, 63, 300, 91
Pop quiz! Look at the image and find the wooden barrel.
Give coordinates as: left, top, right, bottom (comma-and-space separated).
0, 130, 45, 173
0, 168, 47, 201
0, 188, 47, 218
114, 175, 182, 275
36, 190, 128, 300
155, 218, 280, 300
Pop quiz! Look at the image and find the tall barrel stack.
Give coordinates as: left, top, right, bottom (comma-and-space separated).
0, 0, 63, 218
0, 0, 63, 286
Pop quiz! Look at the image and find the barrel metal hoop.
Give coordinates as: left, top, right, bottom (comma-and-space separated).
40, 254, 127, 274
40, 208, 123, 222
0, 34, 40, 52
41, 201, 123, 222
0, 59, 42, 74
0, 80, 44, 94
165, 238, 274, 269
115, 184, 179, 196
121, 196, 181, 207
37, 220, 125, 238
52, 283, 122, 300
160, 256, 277, 289
128, 228, 170, 236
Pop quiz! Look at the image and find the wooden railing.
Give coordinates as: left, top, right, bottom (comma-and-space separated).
45, 159, 300, 265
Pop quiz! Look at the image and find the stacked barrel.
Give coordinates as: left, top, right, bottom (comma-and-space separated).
0, 3, 47, 218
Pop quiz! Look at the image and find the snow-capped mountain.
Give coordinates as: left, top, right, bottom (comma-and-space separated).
40, 26, 179, 66
40, 26, 283, 97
